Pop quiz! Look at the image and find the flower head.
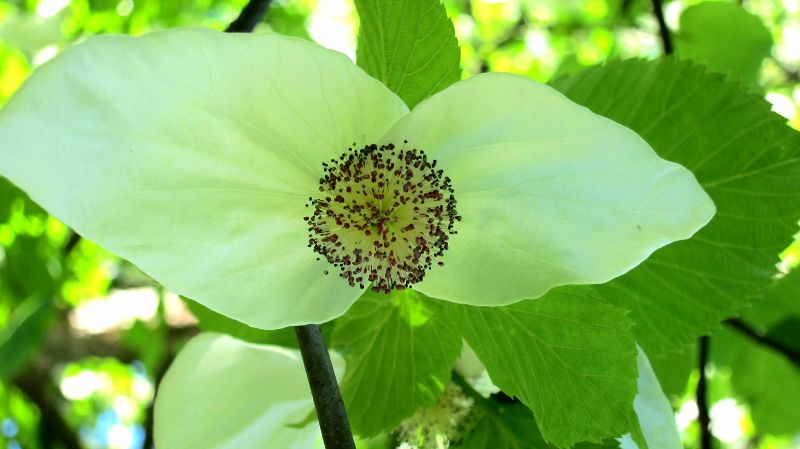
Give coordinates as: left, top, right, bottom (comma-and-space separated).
0, 29, 714, 329
306, 142, 460, 292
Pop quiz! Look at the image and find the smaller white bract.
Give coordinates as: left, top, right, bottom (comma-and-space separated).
0, 29, 714, 329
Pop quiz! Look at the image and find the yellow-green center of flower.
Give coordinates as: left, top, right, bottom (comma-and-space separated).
305, 142, 461, 293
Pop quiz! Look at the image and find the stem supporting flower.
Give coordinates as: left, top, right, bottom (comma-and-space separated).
295, 324, 356, 449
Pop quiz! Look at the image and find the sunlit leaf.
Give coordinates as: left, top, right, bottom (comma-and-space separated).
354, 0, 461, 108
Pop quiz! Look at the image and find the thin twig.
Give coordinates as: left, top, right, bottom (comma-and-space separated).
63, 231, 82, 255
697, 336, 713, 449
726, 318, 800, 368
651, 0, 673, 54
226, 0, 274, 33
295, 325, 356, 449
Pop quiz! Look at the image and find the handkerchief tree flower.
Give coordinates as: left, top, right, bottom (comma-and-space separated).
0, 21, 713, 449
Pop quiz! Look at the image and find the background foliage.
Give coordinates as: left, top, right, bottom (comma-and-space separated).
0, 0, 799, 448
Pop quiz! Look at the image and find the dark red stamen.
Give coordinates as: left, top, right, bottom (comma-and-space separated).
305, 143, 461, 293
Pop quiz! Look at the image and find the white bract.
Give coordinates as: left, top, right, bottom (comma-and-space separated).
0, 28, 714, 329
153, 333, 341, 449
155, 334, 682, 449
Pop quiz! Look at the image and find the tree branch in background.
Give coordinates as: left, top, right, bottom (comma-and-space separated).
726, 318, 800, 368
697, 336, 713, 449
225, 0, 274, 33
651, 0, 673, 54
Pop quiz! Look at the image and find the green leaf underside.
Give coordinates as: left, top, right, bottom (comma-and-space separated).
446, 287, 639, 448
354, 0, 461, 109
675, 2, 772, 84
332, 290, 462, 437
551, 58, 800, 355
714, 270, 800, 435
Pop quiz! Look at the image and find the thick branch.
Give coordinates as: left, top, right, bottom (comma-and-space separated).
697, 336, 713, 449
225, 0, 273, 33
295, 325, 356, 449
651, 0, 673, 54
726, 318, 800, 368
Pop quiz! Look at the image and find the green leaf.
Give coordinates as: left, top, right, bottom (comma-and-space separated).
0, 297, 54, 380
713, 326, 800, 435
454, 395, 622, 449
675, 2, 772, 84
332, 289, 462, 437
742, 270, 800, 330
453, 397, 552, 449
647, 345, 695, 399
446, 287, 639, 448
354, 0, 461, 108
551, 58, 800, 355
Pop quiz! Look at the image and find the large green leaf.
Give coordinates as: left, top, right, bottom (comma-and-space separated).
551, 58, 800, 354
675, 2, 772, 84
447, 287, 639, 448
354, 0, 461, 108
332, 290, 462, 437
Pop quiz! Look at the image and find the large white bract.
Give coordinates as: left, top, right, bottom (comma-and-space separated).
0, 28, 714, 329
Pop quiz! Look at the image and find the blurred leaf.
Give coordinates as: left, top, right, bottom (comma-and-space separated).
552, 58, 800, 355
354, 0, 461, 108
1, 235, 59, 300
333, 290, 461, 437
122, 319, 166, 374
713, 326, 800, 435
447, 287, 639, 448
0, 297, 54, 380
0, 42, 30, 104
675, 2, 772, 84
764, 317, 800, 351
742, 269, 800, 330
266, 2, 312, 40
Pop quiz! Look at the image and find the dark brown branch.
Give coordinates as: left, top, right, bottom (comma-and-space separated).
726, 318, 800, 368
225, 0, 274, 33
697, 336, 713, 449
295, 324, 355, 449
651, 0, 673, 54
